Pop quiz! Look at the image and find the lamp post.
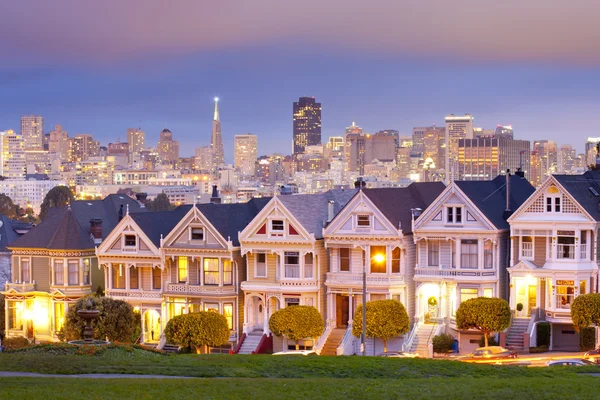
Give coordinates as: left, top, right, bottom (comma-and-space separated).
362, 253, 385, 356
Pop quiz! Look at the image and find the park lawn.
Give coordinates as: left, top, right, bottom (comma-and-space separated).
1, 376, 599, 400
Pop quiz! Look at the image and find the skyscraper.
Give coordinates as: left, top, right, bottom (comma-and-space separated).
458, 136, 531, 181
127, 128, 145, 154
211, 98, 225, 172
293, 97, 321, 155
158, 129, 180, 166
194, 146, 212, 172
445, 114, 474, 182
48, 124, 71, 161
0, 130, 26, 180
71, 134, 100, 162
20, 115, 44, 151
584, 137, 600, 167
234, 134, 258, 177
558, 144, 577, 173
345, 131, 396, 174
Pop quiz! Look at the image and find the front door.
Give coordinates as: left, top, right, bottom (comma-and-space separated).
336, 294, 349, 327
528, 285, 537, 316
254, 300, 264, 331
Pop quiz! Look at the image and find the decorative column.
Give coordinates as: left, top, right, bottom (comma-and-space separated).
125, 265, 131, 290
108, 263, 113, 289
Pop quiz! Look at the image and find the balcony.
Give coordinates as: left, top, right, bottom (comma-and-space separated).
49, 284, 93, 295
164, 282, 236, 295
557, 244, 575, 260
326, 272, 405, 287
3, 282, 36, 293
106, 289, 163, 299
414, 266, 496, 279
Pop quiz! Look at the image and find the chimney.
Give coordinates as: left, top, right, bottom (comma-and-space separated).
354, 177, 366, 189
505, 169, 511, 212
327, 200, 335, 222
515, 168, 525, 178
135, 192, 148, 208
210, 185, 221, 204
90, 219, 103, 243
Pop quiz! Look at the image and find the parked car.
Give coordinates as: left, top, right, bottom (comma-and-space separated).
584, 347, 600, 364
546, 359, 596, 367
272, 350, 317, 356
376, 351, 419, 358
463, 346, 518, 360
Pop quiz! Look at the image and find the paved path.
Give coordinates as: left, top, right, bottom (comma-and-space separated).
0, 371, 196, 379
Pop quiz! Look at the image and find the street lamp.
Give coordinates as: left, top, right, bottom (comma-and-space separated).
362, 252, 385, 356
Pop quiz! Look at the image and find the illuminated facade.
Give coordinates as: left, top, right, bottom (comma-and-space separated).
457, 136, 530, 181
71, 134, 100, 162
0, 130, 26, 180
20, 116, 44, 151
126, 128, 145, 155
445, 114, 474, 182
293, 97, 321, 155
157, 129, 180, 166
234, 134, 258, 177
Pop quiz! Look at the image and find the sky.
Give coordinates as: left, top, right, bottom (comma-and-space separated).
1, 0, 599, 160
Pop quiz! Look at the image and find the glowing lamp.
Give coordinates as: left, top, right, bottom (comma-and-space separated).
372, 253, 385, 263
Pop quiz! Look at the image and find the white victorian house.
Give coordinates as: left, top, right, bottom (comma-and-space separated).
238, 190, 355, 354
507, 171, 600, 351
322, 182, 445, 356
414, 173, 534, 353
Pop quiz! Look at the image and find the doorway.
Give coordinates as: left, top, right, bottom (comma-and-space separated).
528, 285, 537, 316
336, 294, 349, 328
143, 310, 161, 343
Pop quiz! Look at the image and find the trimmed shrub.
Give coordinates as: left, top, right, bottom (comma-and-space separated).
270, 306, 324, 350
1, 336, 30, 350
352, 300, 410, 353
456, 297, 511, 347
63, 296, 138, 342
432, 333, 454, 353
580, 327, 596, 351
571, 293, 600, 332
536, 322, 551, 347
164, 312, 230, 353
478, 335, 499, 347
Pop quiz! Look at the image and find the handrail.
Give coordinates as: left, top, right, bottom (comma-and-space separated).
526, 308, 540, 348
252, 333, 273, 354
314, 322, 334, 355
402, 317, 421, 352
230, 333, 247, 354
336, 326, 355, 356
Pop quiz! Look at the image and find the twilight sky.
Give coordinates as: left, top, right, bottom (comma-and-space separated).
1, 0, 599, 160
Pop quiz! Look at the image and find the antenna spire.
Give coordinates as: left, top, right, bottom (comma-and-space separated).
213, 97, 220, 121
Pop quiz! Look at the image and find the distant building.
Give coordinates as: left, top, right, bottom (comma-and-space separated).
127, 128, 145, 155
234, 134, 258, 177
345, 131, 397, 175
194, 146, 212, 172
422, 126, 446, 175
0, 178, 67, 213
20, 116, 44, 151
108, 140, 130, 158
293, 97, 322, 155
157, 129, 180, 166
211, 98, 225, 172
325, 136, 344, 160
0, 130, 26, 180
585, 137, 600, 167
48, 125, 71, 161
494, 125, 514, 139
76, 158, 114, 186
458, 136, 531, 181
71, 134, 100, 162
445, 114, 474, 182
558, 144, 577, 174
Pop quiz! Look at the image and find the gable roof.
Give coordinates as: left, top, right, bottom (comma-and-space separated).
454, 174, 535, 229
0, 215, 33, 252
552, 170, 600, 221
277, 190, 357, 239
10, 194, 147, 251
361, 182, 446, 234
129, 207, 190, 247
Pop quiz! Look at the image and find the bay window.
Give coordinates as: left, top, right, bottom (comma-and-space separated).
83, 259, 91, 285
223, 260, 233, 285
68, 261, 79, 285
428, 240, 440, 267
370, 246, 386, 273
152, 267, 162, 289
461, 240, 478, 269
224, 303, 234, 330
339, 248, 350, 272
255, 253, 267, 277
483, 241, 493, 269
285, 252, 300, 278
203, 258, 219, 285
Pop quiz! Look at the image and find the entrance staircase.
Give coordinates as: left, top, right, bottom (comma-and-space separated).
409, 324, 437, 356
238, 330, 263, 354
506, 318, 529, 350
320, 328, 346, 356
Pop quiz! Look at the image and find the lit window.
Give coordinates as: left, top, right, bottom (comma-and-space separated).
203, 258, 219, 285
83, 259, 91, 285
370, 246, 386, 273
460, 288, 478, 303
521, 236, 533, 258
357, 215, 370, 227
178, 257, 188, 283
191, 228, 204, 240
483, 288, 493, 298
112, 264, 125, 289
204, 303, 219, 313
339, 248, 350, 272
224, 303, 234, 330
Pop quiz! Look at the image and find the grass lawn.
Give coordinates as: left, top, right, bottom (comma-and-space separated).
1, 347, 599, 399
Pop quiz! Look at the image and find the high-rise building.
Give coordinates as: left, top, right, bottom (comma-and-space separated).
412, 127, 427, 156
293, 97, 322, 155
0, 130, 26, 180
108, 140, 130, 158
158, 128, 179, 166
494, 125, 514, 139
530, 151, 544, 188
127, 128, 145, 155
234, 134, 258, 178
458, 136, 531, 181
211, 98, 225, 172
194, 146, 212, 172
375, 130, 400, 148
422, 126, 446, 174
558, 144, 577, 173
48, 124, 71, 161
325, 136, 344, 160
20, 115, 44, 151
585, 137, 600, 167
345, 131, 397, 174
533, 140, 558, 178
445, 114, 474, 182
71, 134, 100, 162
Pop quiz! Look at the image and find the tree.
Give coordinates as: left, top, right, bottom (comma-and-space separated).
164, 312, 230, 353
571, 293, 600, 333
146, 193, 172, 211
39, 186, 74, 220
352, 299, 410, 353
269, 306, 324, 350
455, 297, 511, 347
62, 296, 138, 342
0, 194, 18, 219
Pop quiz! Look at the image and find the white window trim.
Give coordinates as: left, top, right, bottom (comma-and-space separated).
520, 236, 534, 261
189, 225, 206, 242
355, 214, 372, 228
268, 218, 286, 238
254, 253, 267, 278
445, 205, 464, 225
122, 231, 138, 250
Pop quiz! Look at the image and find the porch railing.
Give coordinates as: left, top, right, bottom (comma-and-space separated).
337, 326, 356, 356
314, 321, 334, 355
402, 317, 421, 352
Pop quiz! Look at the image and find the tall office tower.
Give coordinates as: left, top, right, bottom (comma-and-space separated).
0, 130, 26, 180
558, 144, 577, 173
211, 98, 225, 172
20, 115, 44, 151
194, 146, 212, 172
345, 121, 363, 135
530, 151, 544, 188
585, 137, 600, 167
398, 136, 413, 148
293, 96, 322, 155
71, 134, 100, 162
234, 134, 258, 177
533, 140, 558, 178
345, 131, 397, 174
445, 114, 474, 182
494, 125, 514, 139
412, 127, 426, 156
127, 128, 145, 154
158, 128, 180, 166
48, 124, 71, 161
325, 136, 344, 160
458, 136, 531, 181
422, 126, 446, 174
397, 146, 411, 180
375, 129, 400, 148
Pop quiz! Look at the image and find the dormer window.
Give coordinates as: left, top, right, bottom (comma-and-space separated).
191, 227, 204, 241
124, 235, 137, 247
447, 207, 462, 223
357, 215, 370, 227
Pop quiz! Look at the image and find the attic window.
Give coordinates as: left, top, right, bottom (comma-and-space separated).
191, 227, 204, 240
357, 215, 370, 227
271, 220, 284, 231
124, 235, 137, 247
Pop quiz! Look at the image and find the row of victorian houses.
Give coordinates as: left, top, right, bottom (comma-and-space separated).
3, 170, 600, 354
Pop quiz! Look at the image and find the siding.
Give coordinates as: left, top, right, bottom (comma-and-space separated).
418, 241, 426, 266
32, 256, 50, 292
317, 241, 328, 316
498, 233, 509, 301
91, 257, 104, 290
440, 241, 451, 268
141, 268, 152, 290
533, 237, 546, 267
404, 235, 416, 322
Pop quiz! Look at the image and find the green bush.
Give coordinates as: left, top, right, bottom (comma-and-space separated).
62, 296, 138, 342
478, 335, 498, 347
353, 300, 410, 353
571, 293, 600, 332
1, 336, 30, 350
536, 322, 551, 347
580, 327, 596, 351
456, 297, 511, 347
270, 306, 324, 350
165, 312, 230, 353
432, 333, 454, 353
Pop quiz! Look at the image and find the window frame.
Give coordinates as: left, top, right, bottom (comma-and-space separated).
203, 258, 220, 285
67, 260, 79, 286
54, 260, 64, 286
521, 236, 534, 259
339, 248, 351, 272
483, 241, 493, 269
129, 266, 139, 289
124, 234, 137, 247
446, 206, 463, 224
190, 227, 204, 241
152, 267, 162, 289
370, 246, 387, 274
83, 259, 91, 285
255, 253, 267, 278
177, 257, 188, 283
428, 240, 440, 267
391, 247, 401, 273
460, 239, 478, 269
357, 214, 371, 227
